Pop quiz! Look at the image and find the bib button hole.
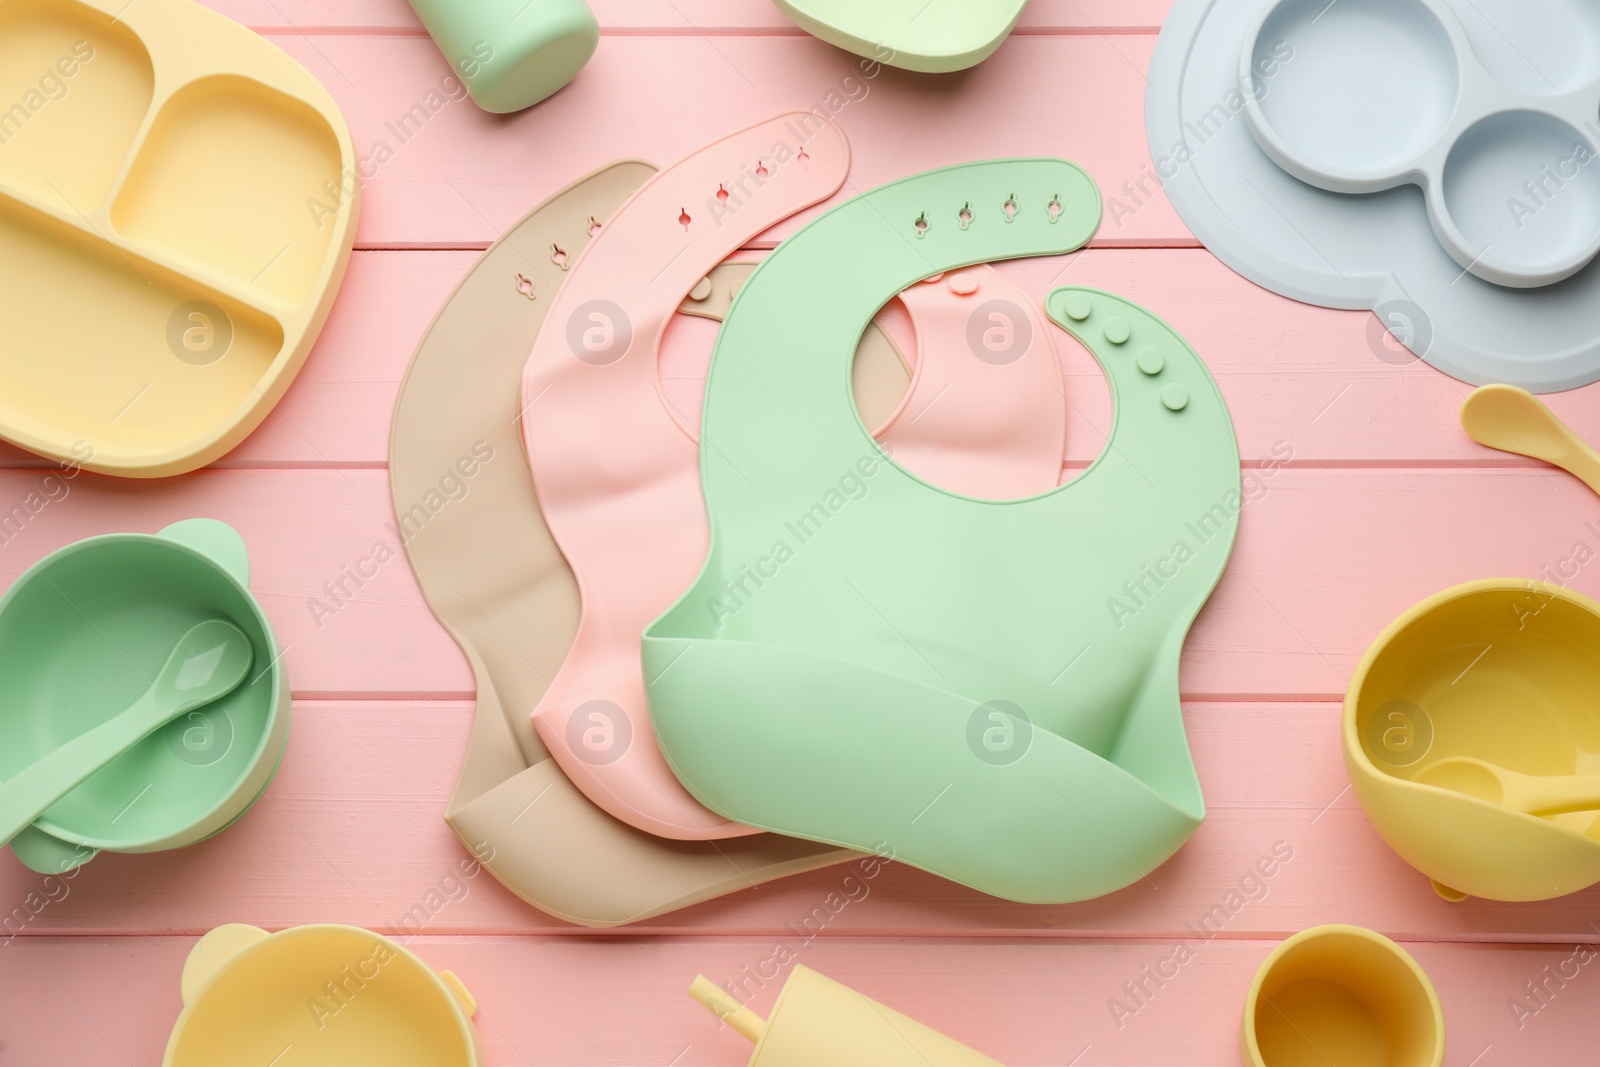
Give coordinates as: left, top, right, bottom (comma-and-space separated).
913, 211, 929, 238
587, 215, 603, 236
755, 160, 770, 179
551, 244, 570, 270
515, 273, 536, 300
958, 202, 973, 230
716, 183, 731, 202
1002, 193, 1019, 222
679, 207, 692, 230
1047, 194, 1064, 223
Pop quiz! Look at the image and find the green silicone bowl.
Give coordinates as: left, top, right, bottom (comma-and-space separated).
0, 519, 289, 873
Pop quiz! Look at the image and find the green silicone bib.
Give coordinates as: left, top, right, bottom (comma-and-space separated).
644, 159, 1242, 903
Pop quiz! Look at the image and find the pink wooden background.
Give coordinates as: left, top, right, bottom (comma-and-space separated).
5, 1, 1600, 1063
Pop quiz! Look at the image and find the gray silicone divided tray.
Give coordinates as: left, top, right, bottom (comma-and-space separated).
1149, 0, 1600, 392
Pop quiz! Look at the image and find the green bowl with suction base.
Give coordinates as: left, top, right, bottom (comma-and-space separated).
0, 519, 289, 873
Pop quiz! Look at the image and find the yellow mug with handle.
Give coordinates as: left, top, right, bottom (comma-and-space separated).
163, 924, 480, 1066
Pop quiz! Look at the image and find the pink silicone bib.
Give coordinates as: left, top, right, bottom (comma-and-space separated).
882, 271, 1063, 499
521, 118, 1067, 838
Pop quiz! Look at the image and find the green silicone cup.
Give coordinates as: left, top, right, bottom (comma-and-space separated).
0, 519, 289, 872
407, 0, 599, 113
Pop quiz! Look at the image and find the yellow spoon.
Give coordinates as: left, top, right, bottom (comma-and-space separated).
1460, 384, 1600, 493
1414, 756, 1600, 817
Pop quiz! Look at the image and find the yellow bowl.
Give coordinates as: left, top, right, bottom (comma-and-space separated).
1344, 579, 1600, 901
1241, 925, 1444, 1067
163, 924, 481, 1067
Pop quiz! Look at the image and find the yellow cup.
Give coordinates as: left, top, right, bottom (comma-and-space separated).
1344, 579, 1600, 901
1241, 925, 1443, 1067
163, 924, 481, 1066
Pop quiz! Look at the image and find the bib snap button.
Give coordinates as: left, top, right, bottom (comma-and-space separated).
947, 272, 980, 296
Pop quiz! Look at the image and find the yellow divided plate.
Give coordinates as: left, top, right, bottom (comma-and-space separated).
0, 0, 356, 476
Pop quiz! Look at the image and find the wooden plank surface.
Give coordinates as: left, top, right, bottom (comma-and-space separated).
257, 33, 1184, 250
210, 1, 1177, 34
0, 248, 1580, 472
0, 466, 1590, 700
5, 700, 1600, 941
5, 2, 1600, 1063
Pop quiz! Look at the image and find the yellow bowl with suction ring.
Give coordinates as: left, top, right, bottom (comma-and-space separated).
163, 924, 481, 1067
1242, 925, 1443, 1067
1344, 579, 1600, 901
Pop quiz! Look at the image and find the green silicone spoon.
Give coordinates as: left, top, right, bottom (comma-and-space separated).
0, 619, 254, 846
1415, 756, 1600, 817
